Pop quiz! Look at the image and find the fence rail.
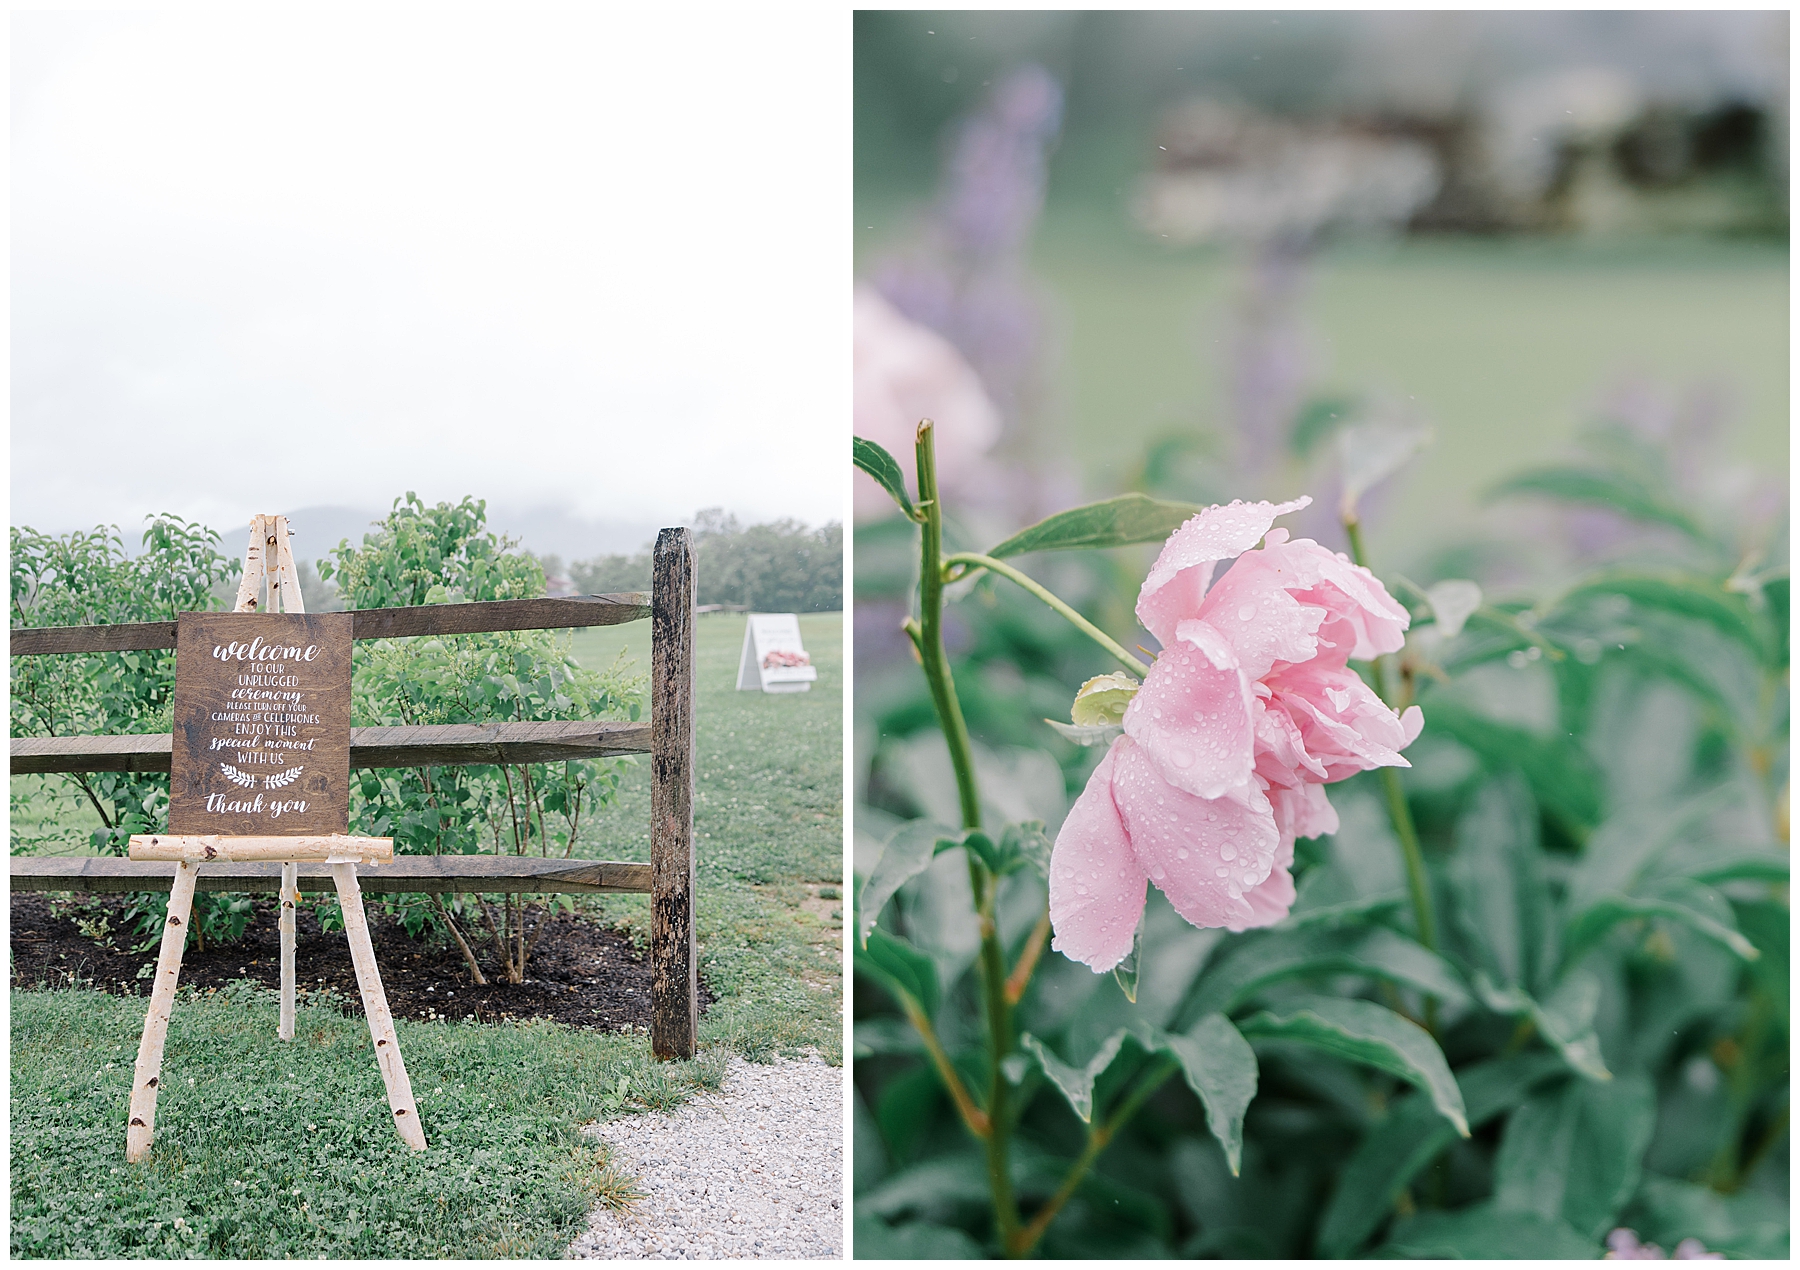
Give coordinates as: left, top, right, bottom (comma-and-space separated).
8, 550, 697, 1060
11, 855, 653, 895
9, 593, 651, 657
13, 720, 652, 775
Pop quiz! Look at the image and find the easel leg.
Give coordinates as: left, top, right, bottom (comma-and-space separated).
331, 862, 426, 1151
279, 862, 298, 1041
127, 861, 199, 1164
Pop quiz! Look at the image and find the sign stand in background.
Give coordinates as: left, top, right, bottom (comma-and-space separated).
125, 514, 425, 1163
735, 612, 818, 694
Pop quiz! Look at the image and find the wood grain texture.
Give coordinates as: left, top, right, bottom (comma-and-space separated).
168, 612, 353, 836
333, 862, 427, 1151
12, 855, 654, 895
279, 862, 299, 1042
271, 518, 305, 614
125, 861, 198, 1163
649, 527, 698, 1061
13, 720, 653, 775
128, 835, 393, 862
231, 515, 270, 614
10, 594, 650, 656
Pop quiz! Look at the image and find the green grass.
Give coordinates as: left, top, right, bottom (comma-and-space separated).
11, 609, 844, 1258
569, 609, 845, 1060
11, 983, 723, 1259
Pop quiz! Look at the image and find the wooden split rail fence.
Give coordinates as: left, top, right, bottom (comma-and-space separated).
10, 529, 700, 1060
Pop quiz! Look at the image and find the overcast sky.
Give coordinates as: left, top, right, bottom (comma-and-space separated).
12, 10, 849, 546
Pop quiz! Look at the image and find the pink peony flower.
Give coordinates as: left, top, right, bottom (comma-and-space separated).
1049, 496, 1425, 971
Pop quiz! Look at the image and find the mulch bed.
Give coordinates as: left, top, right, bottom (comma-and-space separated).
10, 892, 711, 1031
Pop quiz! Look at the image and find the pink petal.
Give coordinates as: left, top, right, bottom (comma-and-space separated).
1256, 530, 1412, 660
1048, 742, 1148, 973
1400, 704, 1424, 746
1267, 663, 1416, 781
1111, 739, 1280, 931
1233, 836, 1297, 931
1122, 618, 1257, 801
1271, 782, 1340, 842
1194, 545, 1330, 679
1135, 497, 1312, 648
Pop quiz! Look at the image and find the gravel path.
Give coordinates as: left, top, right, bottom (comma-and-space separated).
568, 1052, 843, 1260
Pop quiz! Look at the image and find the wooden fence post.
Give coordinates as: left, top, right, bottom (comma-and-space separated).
650, 527, 697, 1060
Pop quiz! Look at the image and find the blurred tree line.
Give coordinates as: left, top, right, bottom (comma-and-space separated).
552, 509, 843, 612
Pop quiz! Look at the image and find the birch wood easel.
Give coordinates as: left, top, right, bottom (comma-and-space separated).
124, 514, 426, 1163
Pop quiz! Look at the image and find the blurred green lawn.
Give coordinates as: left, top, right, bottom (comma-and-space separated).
859, 205, 1787, 569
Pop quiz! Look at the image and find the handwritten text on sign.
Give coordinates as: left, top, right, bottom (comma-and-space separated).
168, 612, 353, 835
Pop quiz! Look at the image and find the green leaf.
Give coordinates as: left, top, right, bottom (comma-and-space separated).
856, 1154, 989, 1222
1472, 971, 1611, 1082
1162, 1014, 1259, 1175
853, 1017, 926, 1060
1044, 719, 1124, 747
857, 820, 958, 947
1316, 1053, 1567, 1257
1021, 1030, 1129, 1123
1175, 924, 1469, 1027
853, 436, 921, 523
1487, 465, 1706, 542
957, 829, 1002, 874
1237, 996, 1468, 1136
1683, 849, 1789, 885
1428, 706, 1602, 839
1447, 777, 1556, 992
1627, 1173, 1790, 1260
855, 927, 941, 1021
1112, 917, 1143, 1003
1376, 1203, 1599, 1259
987, 493, 1203, 560
1557, 571, 1774, 667
851, 1215, 984, 1259
1566, 880, 1760, 964
998, 820, 1052, 881
1493, 1072, 1656, 1240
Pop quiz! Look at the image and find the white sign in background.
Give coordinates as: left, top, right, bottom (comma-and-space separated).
737, 614, 817, 694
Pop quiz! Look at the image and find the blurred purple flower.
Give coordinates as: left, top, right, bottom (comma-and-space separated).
872, 65, 1062, 440
1226, 242, 1317, 480
1605, 1228, 1725, 1260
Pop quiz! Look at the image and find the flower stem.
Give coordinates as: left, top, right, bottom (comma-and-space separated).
896, 988, 990, 1138
943, 551, 1152, 677
914, 423, 1023, 1251
1010, 1057, 1179, 1256
1344, 516, 1438, 956
918, 435, 982, 831
1005, 907, 1053, 1006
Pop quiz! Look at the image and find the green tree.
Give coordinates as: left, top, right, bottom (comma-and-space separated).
321, 493, 645, 983
568, 508, 843, 611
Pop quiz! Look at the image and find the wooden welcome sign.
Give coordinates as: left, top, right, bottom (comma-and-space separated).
125, 515, 422, 1164
169, 612, 353, 836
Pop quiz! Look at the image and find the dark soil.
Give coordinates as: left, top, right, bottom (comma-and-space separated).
10, 892, 711, 1031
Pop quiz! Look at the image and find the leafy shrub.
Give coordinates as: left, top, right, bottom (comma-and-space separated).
10, 516, 257, 952
852, 420, 1787, 1259
322, 493, 645, 982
